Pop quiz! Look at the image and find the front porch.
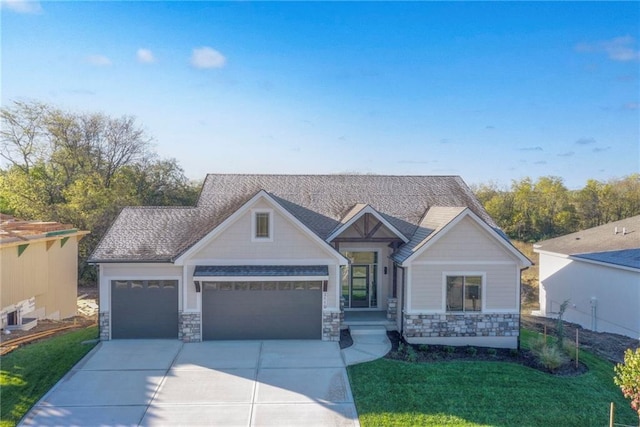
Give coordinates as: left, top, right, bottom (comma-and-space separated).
342, 310, 396, 330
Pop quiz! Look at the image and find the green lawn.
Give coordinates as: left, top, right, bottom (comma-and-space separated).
0, 326, 98, 427
348, 330, 637, 427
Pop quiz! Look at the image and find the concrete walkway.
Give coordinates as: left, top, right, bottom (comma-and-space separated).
21, 340, 359, 427
341, 326, 392, 366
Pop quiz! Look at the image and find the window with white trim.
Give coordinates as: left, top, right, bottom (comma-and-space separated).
446, 275, 482, 312
251, 209, 273, 241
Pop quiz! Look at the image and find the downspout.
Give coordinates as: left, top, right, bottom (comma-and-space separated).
518, 266, 530, 351
397, 264, 406, 337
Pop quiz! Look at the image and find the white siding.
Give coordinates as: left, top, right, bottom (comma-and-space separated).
420, 217, 519, 262
539, 252, 640, 339
190, 200, 331, 261
409, 217, 520, 312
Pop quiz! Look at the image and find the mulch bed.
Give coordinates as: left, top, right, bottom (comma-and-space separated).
384, 331, 588, 376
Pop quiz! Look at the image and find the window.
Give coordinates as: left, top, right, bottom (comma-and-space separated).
446, 275, 482, 312
252, 209, 273, 241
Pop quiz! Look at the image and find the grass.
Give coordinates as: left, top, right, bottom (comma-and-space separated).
0, 326, 98, 427
348, 329, 637, 427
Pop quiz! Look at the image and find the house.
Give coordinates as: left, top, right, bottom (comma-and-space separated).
90, 174, 531, 348
0, 215, 89, 330
534, 216, 640, 339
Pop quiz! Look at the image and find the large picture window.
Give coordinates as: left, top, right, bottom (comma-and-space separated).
446, 275, 482, 312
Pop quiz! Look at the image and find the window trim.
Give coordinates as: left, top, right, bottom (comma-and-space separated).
442, 272, 485, 313
251, 208, 274, 242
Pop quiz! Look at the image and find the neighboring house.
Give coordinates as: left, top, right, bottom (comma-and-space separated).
534, 216, 640, 339
90, 174, 531, 348
0, 215, 89, 330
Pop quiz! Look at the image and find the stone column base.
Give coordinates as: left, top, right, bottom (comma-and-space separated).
99, 312, 110, 341
322, 310, 341, 341
178, 312, 201, 342
387, 298, 398, 321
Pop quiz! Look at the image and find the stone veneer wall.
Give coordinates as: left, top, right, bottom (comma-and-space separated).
99, 312, 110, 341
404, 313, 519, 338
322, 311, 341, 341
178, 312, 201, 342
387, 298, 398, 321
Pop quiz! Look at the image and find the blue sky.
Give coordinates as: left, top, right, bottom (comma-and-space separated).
2, 1, 638, 189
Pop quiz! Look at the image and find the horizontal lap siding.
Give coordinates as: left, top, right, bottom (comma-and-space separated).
423, 217, 517, 262
410, 265, 442, 310
192, 201, 330, 260
410, 217, 519, 312
2, 242, 49, 309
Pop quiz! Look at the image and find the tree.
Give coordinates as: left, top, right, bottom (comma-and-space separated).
1, 100, 200, 285
614, 348, 640, 425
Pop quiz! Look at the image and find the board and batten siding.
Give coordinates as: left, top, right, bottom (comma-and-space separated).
1, 236, 80, 320
409, 216, 520, 312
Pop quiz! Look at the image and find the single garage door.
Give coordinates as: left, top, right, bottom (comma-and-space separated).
111, 279, 178, 339
202, 281, 322, 340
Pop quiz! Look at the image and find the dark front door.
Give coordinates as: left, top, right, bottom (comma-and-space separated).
350, 265, 370, 308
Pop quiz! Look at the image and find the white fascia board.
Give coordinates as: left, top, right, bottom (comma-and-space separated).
568, 255, 640, 273
401, 209, 532, 267
326, 205, 409, 243
174, 190, 348, 266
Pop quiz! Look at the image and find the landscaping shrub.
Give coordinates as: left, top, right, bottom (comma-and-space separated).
466, 346, 478, 356
538, 345, 568, 372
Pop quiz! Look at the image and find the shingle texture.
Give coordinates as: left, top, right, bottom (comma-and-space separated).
194, 265, 329, 277
534, 215, 640, 269
90, 174, 500, 263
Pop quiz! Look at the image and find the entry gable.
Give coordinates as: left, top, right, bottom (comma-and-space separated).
400, 208, 531, 266
175, 190, 348, 265
327, 204, 409, 243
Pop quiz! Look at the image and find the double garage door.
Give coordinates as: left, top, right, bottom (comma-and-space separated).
202, 281, 322, 340
111, 280, 322, 340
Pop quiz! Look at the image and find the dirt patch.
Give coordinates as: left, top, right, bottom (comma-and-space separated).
384, 331, 588, 376
522, 315, 639, 364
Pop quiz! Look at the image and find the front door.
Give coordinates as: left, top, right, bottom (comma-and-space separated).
342, 251, 378, 308
350, 265, 370, 308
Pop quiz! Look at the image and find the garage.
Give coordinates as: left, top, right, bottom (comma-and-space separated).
196, 265, 327, 340
111, 279, 178, 339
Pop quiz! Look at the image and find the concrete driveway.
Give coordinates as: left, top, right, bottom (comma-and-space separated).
21, 340, 359, 426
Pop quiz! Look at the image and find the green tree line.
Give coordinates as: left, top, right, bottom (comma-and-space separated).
472, 174, 640, 242
0, 100, 200, 285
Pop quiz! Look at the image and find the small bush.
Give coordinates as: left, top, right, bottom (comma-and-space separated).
529, 335, 548, 354
418, 344, 429, 352
487, 348, 498, 357
538, 345, 568, 371
509, 348, 519, 357
562, 338, 577, 359
398, 342, 406, 354
444, 346, 455, 354
466, 346, 478, 356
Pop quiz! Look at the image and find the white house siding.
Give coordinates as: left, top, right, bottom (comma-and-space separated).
539, 252, 640, 339
190, 200, 332, 261
404, 217, 521, 348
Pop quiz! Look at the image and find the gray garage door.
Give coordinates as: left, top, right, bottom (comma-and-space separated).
111, 280, 178, 339
202, 281, 322, 340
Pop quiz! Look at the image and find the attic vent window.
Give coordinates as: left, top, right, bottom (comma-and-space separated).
251, 209, 273, 242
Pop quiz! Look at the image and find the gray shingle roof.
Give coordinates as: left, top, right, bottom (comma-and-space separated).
90, 174, 499, 263
534, 215, 640, 270
194, 265, 329, 277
